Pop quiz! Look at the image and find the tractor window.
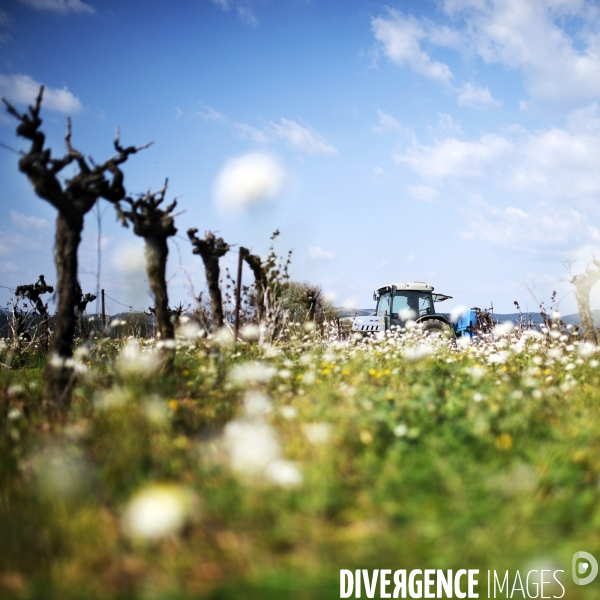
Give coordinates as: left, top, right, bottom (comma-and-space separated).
392, 291, 433, 318
376, 292, 391, 316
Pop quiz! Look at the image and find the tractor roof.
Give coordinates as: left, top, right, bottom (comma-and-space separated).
377, 281, 434, 293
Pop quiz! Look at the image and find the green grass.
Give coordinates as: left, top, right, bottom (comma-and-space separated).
1, 325, 600, 599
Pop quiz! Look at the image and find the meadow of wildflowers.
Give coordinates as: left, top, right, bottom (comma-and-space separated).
1, 320, 600, 599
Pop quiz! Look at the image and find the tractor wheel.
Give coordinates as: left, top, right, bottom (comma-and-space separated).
421, 319, 455, 338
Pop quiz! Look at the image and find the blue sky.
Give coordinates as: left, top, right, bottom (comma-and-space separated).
2, 0, 600, 317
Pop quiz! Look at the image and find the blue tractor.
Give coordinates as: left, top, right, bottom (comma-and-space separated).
339, 281, 486, 338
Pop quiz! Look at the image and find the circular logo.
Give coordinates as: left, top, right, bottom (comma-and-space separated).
573, 551, 598, 585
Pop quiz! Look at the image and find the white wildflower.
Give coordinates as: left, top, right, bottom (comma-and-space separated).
229, 361, 277, 384
301, 371, 316, 384
262, 345, 280, 358
488, 351, 510, 365
242, 391, 272, 420
302, 422, 330, 445
493, 321, 514, 337
33, 445, 88, 498
279, 405, 298, 420
473, 393, 484, 402
212, 327, 234, 346
224, 420, 281, 476
265, 459, 303, 488
339, 383, 356, 397
121, 484, 199, 541
399, 308, 417, 321
403, 345, 433, 361
176, 322, 201, 340
456, 336, 471, 349
240, 324, 260, 340
93, 388, 131, 411
393, 424, 408, 437
450, 305, 466, 323
143, 396, 170, 425
578, 342, 597, 358
7, 407, 22, 420
117, 341, 160, 376
547, 348, 563, 360
7, 384, 25, 396
156, 339, 177, 349
465, 366, 486, 380
49, 354, 65, 369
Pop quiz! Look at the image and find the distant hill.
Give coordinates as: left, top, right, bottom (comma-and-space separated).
493, 310, 600, 327
334, 308, 600, 327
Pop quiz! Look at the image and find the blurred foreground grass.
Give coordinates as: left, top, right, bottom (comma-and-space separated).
1, 324, 600, 599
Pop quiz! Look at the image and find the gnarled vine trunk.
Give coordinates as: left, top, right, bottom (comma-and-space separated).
3, 86, 147, 404
188, 230, 229, 330
145, 237, 174, 342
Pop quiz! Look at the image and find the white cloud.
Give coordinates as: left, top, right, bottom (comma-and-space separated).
213, 152, 286, 214
461, 198, 598, 251
373, 166, 384, 175
443, 0, 600, 109
457, 82, 501, 109
395, 108, 600, 206
210, 0, 258, 26
372, 10, 454, 84
234, 122, 271, 144
408, 184, 439, 203
394, 133, 513, 179
308, 246, 335, 261
0, 74, 82, 113
374, 1, 600, 110
435, 113, 463, 135
269, 118, 337, 154
19, 0, 95, 15
197, 105, 336, 154
0, 262, 18, 273
506, 206, 528, 219
405, 254, 415, 262
373, 109, 404, 134
10, 210, 51, 230
0, 11, 14, 26
197, 106, 271, 143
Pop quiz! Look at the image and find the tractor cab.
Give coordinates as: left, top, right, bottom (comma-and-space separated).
338, 281, 454, 337
374, 282, 453, 330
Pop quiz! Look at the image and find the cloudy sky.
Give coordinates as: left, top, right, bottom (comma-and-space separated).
1, 0, 600, 316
